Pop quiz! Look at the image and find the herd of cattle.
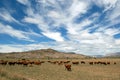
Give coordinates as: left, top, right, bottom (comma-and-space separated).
0, 59, 117, 71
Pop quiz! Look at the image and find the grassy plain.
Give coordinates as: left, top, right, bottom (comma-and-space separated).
0, 58, 120, 80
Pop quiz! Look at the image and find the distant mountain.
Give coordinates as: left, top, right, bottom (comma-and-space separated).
105, 52, 120, 57
0, 48, 88, 59
92, 55, 104, 58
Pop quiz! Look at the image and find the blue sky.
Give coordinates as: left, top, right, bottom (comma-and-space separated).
0, 0, 120, 55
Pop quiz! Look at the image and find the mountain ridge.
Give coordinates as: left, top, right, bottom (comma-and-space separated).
0, 48, 88, 59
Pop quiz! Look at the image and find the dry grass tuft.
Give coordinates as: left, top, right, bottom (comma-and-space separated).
0, 69, 32, 80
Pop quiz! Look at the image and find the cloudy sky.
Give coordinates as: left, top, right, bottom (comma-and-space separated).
0, 0, 120, 55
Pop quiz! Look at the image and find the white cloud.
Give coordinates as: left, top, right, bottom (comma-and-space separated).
22, 14, 65, 42
22, 0, 91, 38
95, 0, 120, 27
3, 0, 119, 55
23, 17, 40, 24
22, 1, 67, 41
48, 11, 61, 19
67, 30, 105, 44
104, 28, 119, 36
68, 0, 89, 18
92, 0, 117, 11
42, 31, 64, 42
66, 23, 78, 35
115, 39, 120, 45
0, 8, 20, 23
107, 0, 120, 20
66, 18, 93, 35
0, 45, 23, 53
20, 0, 120, 55
65, 26, 120, 55
0, 23, 40, 42
0, 39, 120, 55
16, 0, 29, 5
80, 19, 92, 27
103, 0, 118, 12
80, 31, 98, 40
65, 12, 99, 35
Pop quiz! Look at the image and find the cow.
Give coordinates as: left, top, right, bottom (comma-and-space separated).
58, 62, 63, 65
89, 62, 93, 65
64, 64, 71, 71
97, 61, 107, 65
107, 62, 110, 65
16, 61, 23, 65
63, 61, 70, 64
34, 61, 41, 65
81, 61, 85, 64
102, 62, 107, 65
0, 60, 8, 65
8, 61, 16, 66
114, 62, 116, 64
94, 62, 98, 64
72, 61, 79, 65
22, 61, 29, 66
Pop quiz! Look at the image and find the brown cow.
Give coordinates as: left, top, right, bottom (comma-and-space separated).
8, 61, 16, 66
64, 64, 71, 71
89, 62, 93, 65
0, 60, 7, 65
72, 61, 79, 65
34, 61, 41, 65
107, 62, 110, 65
16, 61, 23, 65
81, 61, 85, 64
22, 61, 29, 66
63, 61, 70, 64
114, 62, 116, 64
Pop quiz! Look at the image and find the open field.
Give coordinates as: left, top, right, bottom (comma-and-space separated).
0, 58, 120, 80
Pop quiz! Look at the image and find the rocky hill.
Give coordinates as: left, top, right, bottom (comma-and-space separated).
0, 48, 88, 59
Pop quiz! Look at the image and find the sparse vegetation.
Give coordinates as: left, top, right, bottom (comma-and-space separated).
0, 49, 86, 59
0, 69, 29, 80
0, 58, 120, 80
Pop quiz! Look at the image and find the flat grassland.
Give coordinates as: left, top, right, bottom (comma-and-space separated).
0, 58, 120, 80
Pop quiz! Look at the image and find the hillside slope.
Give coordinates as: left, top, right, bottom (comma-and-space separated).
0, 48, 87, 59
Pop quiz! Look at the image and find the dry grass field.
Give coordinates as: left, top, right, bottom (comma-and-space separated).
0, 58, 120, 80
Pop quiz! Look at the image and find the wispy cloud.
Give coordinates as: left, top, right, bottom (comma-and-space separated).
0, 45, 23, 53
0, 39, 120, 55
0, 8, 19, 23
0, 0, 120, 55
42, 31, 64, 42
21, 0, 120, 54
0, 23, 40, 42
106, 0, 120, 21
68, 0, 89, 19
23, 17, 40, 24
16, 0, 29, 5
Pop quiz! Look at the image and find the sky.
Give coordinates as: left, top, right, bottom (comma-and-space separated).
0, 0, 120, 55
